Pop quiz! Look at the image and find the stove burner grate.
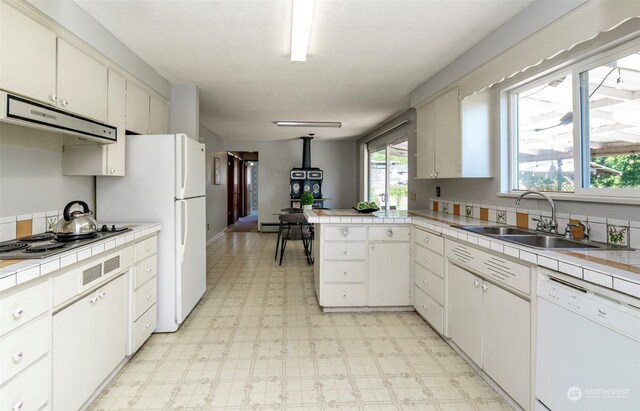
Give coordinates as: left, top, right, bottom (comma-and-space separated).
52, 233, 100, 243
20, 232, 56, 242
0, 242, 29, 253
25, 243, 67, 253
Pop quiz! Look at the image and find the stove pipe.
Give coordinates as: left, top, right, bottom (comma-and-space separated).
301, 136, 312, 169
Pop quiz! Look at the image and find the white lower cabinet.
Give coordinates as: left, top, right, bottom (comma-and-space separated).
0, 356, 50, 411
413, 227, 445, 334
53, 274, 127, 411
448, 262, 531, 409
369, 242, 410, 306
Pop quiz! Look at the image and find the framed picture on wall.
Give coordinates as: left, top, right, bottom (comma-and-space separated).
213, 157, 221, 185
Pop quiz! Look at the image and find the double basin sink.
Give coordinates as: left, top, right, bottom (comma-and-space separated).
456, 225, 610, 250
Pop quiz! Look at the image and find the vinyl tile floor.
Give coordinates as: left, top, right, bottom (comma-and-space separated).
88, 232, 511, 410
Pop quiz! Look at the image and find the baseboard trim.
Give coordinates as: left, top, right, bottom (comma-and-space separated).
207, 230, 226, 246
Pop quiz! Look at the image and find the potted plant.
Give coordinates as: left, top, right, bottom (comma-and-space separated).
300, 193, 314, 210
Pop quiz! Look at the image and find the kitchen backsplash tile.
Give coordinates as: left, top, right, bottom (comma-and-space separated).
429, 197, 638, 248
0, 222, 16, 242
0, 210, 64, 241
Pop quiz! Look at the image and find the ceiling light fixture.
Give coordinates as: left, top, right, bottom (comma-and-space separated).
275, 121, 342, 128
290, 0, 315, 61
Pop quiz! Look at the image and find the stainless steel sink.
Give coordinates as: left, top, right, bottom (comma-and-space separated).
496, 234, 602, 250
459, 226, 533, 236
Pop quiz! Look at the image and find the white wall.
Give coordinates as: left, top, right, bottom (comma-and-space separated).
0, 124, 95, 216
199, 125, 227, 241
170, 85, 200, 140
224, 139, 357, 228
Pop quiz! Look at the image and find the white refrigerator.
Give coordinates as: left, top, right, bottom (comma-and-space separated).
97, 133, 206, 332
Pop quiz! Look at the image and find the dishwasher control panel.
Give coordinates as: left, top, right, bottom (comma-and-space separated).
539, 275, 640, 341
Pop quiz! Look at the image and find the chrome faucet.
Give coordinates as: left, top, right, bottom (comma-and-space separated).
515, 190, 558, 234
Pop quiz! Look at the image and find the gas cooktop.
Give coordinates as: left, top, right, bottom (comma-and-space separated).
0, 225, 131, 260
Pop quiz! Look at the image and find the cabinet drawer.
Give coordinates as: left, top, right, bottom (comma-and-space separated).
134, 236, 157, 262
324, 242, 366, 260
322, 284, 366, 307
0, 356, 49, 411
323, 226, 365, 241
414, 263, 444, 305
134, 277, 157, 320
133, 304, 156, 352
1, 280, 49, 337
0, 315, 49, 385
368, 226, 410, 242
414, 245, 443, 277
413, 286, 443, 334
414, 228, 444, 254
134, 255, 157, 289
323, 261, 366, 283
446, 240, 531, 295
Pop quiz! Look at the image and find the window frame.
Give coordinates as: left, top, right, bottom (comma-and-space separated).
506, 36, 640, 199
367, 134, 409, 211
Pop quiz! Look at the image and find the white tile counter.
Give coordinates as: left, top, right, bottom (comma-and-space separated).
305, 209, 640, 298
0, 223, 161, 292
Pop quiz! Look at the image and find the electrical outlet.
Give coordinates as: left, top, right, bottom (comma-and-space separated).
436, 187, 441, 197
207, 223, 210, 230
409, 192, 416, 201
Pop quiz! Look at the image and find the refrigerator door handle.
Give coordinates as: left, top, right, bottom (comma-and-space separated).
178, 134, 188, 199
180, 200, 188, 262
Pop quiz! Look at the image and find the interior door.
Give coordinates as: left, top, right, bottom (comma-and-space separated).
175, 196, 206, 323
227, 155, 235, 225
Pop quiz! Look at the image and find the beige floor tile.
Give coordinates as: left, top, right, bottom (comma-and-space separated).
89, 232, 510, 411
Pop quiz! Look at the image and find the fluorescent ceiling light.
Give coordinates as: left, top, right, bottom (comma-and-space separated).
275, 121, 342, 128
290, 0, 315, 61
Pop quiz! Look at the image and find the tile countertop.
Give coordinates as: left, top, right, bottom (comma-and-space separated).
0, 223, 162, 292
305, 209, 640, 299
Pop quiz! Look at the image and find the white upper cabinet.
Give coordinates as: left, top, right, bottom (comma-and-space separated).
125, 81, 150, 134
0, 1, 57, 104
416, 88, 491, 179
149, 95, 169, 135
56, 39, 108, 122
125, 82, 168, 135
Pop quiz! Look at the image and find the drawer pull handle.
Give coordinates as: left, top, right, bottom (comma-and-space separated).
146, 245, 152, 251
342, 231, 348, 237
12, 351, 24, 362
422, 280, 427, 284
387, 230, 393, 237
61, 99, 68, 107
12, 308, 24, 319
343, 250, 347, 255
422, 305, 427, 309
342, 293, 347, 298
12, 401, 23, 411
482, 284, 488, 292
343, 271, 347, 275
50, 94, 57, 102
424, 237, 429, 243
146, 294, 152, 300
146, 267, 152, 273
423, 257, 428, 262
99, 291, 106, 298
473, 280, 480, 287
90, 296, 98, 304
145, 322, 151, 329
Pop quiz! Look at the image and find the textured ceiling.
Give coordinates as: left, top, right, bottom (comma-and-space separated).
74, 0, 533, 141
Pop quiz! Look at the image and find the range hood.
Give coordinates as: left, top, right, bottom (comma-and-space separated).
0, 93, 117, 143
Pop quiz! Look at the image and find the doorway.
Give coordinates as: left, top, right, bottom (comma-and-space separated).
226, 151, 259, 232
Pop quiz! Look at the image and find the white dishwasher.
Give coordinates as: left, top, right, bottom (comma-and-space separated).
536, 272, 640, 411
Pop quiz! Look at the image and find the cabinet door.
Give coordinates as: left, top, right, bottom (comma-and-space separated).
0, 2, 56, 104
416, 100, 435, 178
57, 39, 108, 122
53, 292, 98, 411
483, 282, 530, 408
448, 264, 482, 365
149, 95, 169, 134
126, 81, 150, 134
434, 88, 460, 178
368, 242, 411, 306
94, 275, 127, 386
106, 70, 126, 175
